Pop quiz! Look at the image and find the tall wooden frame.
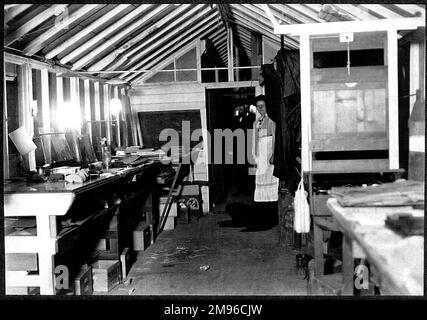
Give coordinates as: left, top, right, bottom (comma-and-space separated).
261, 8, 424, 172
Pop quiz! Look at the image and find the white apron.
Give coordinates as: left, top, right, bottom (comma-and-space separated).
254, 135, 279, 202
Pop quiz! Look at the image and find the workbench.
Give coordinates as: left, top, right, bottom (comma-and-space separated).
327, 198, 423, 295
307, 169, 404, 276
4, 161, 162, 295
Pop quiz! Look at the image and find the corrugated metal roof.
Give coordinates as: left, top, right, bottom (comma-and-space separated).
4, 3, 425, 84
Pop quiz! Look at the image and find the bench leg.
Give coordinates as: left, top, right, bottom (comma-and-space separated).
38, 253, 56, 295
313, 221, 324, 276
342, 235, 354, 295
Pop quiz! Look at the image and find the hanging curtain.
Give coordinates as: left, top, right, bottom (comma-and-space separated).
260, 48, 301, 193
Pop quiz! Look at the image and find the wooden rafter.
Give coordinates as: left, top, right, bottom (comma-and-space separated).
285, 4, 324, 23
281, 4, 322, 23
4, 4, 33, 24
230, 10, 286, 47
272, 17, 424, 36
323, 4, 363, 21
125, 19, 220, 83
23, 4, 99, 56
270, 4, 319, 24
72, 4, 169, 70
209, 31, 228, 65
333, 4, 379, 21
5, 4, 68, 46
252, 4, 299, 24
234, 4, 298, 48
44, 4, 130, 59
60, 4, 152, 65
128, 22, 222, 84
395, 4, 425, 17
88, 4, 193, 72
120, 11, 219, 81
358, 4, 406, 19
107, 5, 211, 73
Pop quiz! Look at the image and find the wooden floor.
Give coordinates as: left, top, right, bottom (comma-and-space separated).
105, 212, 308, 296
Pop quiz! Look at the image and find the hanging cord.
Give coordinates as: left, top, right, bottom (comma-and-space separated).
347, 40, 351, 76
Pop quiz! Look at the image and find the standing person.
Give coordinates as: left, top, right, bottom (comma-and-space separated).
242, 95, 279, 231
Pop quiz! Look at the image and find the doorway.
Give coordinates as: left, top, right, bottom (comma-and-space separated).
206, 87, 256, 212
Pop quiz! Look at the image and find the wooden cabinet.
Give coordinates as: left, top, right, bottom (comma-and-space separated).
307, 31, 394, 172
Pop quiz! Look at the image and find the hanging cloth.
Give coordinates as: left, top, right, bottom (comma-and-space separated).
293, 172, 310, 233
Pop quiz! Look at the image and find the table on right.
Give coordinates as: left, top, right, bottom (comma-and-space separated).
327, 198, 424, 296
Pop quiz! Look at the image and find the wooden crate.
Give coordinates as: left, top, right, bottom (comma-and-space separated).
120, 248, 132, 280
74, 266, 93, 295
163, 216, 176, 230
178, 203, 191, 224
92, 260, 121, 292
159, 197, 178, 217
132, 221, 151, 251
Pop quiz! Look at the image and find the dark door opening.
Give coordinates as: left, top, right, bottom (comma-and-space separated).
206, 87, 256, 212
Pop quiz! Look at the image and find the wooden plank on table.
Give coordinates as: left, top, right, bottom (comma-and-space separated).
312, 159, 389, 172
4, 193, 74, 216
329, 180, 424, 207
327, 197, 416, 218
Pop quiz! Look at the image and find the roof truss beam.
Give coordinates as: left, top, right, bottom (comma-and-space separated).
5, 4, 68, 46
23, 4, 99, 56
72, 4, 170, 70
129, 23, 224, 84
44, 4, 130, 59
60, 4, 152, 65
4, 4, 33, 24
235, 4, 298, 47
88, 4, 194, 72
109, 5, 212, 72
120, 12, 219, 79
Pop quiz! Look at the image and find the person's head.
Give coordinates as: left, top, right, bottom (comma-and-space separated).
254, 95, 266, 117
